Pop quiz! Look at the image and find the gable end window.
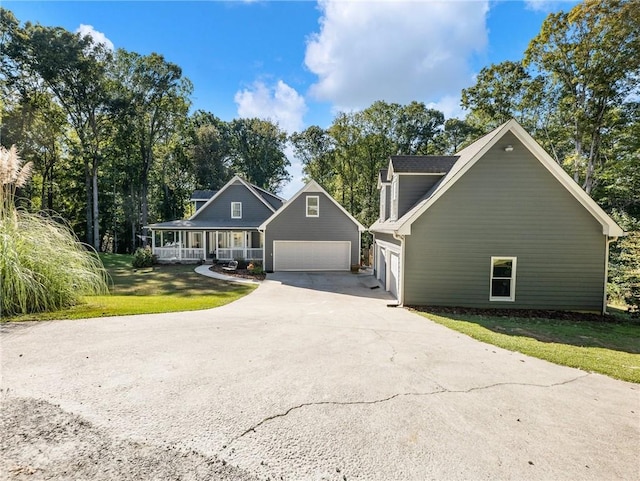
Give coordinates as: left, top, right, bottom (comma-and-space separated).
490, 257, 516, 302
306, 195, 319, 217
231, 202, 242, 219
392, 176, 398, 201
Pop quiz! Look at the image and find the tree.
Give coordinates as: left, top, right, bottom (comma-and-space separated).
461, 60, 542, 131
227, 118, 290, 192
290, 125, 336, 189
17, 22, 113, 248
524, 0, 640, 194
187, 111, 232, 190
110, 50, 192, 244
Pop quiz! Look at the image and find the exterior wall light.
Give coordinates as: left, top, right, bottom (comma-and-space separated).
504, 145, 514, 152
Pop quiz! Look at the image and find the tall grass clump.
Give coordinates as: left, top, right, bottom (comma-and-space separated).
0, 145, 108, 317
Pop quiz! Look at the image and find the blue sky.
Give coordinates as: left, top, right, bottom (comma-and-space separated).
5, 0, 578, 197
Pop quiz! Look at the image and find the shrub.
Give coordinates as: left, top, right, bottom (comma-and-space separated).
0, 146, 108, 317
248, 262, 264, 275
132, 246, 154, 268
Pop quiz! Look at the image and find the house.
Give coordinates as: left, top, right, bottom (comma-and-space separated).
259, 180, 366, 271
147, 175, 284, 263
370, 119, 624, 314
147, 177, 365, 271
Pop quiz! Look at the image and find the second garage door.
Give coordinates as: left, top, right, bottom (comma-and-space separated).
273, 241, 351, 271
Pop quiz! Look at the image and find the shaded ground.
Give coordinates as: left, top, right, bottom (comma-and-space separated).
0, 395, 256, 481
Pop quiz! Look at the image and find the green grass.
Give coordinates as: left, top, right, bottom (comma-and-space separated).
6, 254, 255, 321
416, 310, 640, 383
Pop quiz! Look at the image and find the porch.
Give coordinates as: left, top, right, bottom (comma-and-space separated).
151, 229, 264, 263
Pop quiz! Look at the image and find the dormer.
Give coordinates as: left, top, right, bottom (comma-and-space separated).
378, 169, 391, 221
190, 189, 217, 212
387, 156, 459, 220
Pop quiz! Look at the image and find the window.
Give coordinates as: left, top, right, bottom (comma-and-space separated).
306, 195, 319, 217
380, 188, 386, 220
490, 257, 517, 301
231, 202, 242, 219
392, 176, 398, 200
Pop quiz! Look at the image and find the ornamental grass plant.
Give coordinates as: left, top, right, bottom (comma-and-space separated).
0, 145, 108, 317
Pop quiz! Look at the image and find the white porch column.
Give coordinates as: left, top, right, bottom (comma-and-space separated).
202, 230, 207, 260
179, 231, 183, 260
151, 230, 156, 251
215, 231, 219, 259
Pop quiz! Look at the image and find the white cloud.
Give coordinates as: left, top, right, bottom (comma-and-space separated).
524, 0, 574, 13
76, 24, 114, 51
426, 94, 467, 121
305, 0, 489, 111
234, 80, 307, 133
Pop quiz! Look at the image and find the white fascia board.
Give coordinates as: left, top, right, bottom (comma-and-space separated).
396, 172, 448, 176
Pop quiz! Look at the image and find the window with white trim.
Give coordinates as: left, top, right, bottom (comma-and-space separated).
306, 195, 319, 217
490, 257, 517, 301
231, 202, 242, 219
392, 176, 398, 200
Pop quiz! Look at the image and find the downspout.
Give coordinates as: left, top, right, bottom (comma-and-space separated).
392, 231, 405, 306
603, 236, 618, 315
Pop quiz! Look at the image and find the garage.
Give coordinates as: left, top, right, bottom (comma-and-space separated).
273, 241, 351, 271
389, 251, 400, 298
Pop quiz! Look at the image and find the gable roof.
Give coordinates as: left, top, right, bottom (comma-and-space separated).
259, 180, 366, 232
190, 189, 217, 201
387, 155, 459, 178
189, 175, 282, 221
377, 169, 390, 188
372, 119, 624, 238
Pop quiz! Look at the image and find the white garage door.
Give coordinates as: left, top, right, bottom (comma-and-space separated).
389, 251, 400, 298
274, 241, 351, 271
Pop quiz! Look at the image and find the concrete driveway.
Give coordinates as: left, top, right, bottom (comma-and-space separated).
1, 272, 638, 480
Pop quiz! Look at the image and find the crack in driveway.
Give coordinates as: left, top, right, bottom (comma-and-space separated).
221, 372, 591, 454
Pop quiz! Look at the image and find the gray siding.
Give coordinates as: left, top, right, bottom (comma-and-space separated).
194, 181, 274, 226
397, 175, 442, 218
383, 185, 391, 220
264, 192, 360, 271
403, 132, 606, 312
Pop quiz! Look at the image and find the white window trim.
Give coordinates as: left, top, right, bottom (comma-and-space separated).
490, 256, 517, 302
231, 202, 242, 219
392, 176, 398, 200
306, 195, 319, 217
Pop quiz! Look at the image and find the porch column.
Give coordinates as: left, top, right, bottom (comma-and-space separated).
245, 231, 249, 260
151, 230, 156, 251
202, 230, 207, 260
215, 231, 219, 259
179, 231, 183, 260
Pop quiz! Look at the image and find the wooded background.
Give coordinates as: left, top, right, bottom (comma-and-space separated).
1, 1, 637, 271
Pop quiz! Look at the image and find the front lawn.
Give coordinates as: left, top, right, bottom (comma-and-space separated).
414, 309, 640, 383
7, 254, 255, 321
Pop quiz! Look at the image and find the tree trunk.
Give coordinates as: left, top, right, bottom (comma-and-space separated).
92, 162, 100, 250
85, 160, 93, 245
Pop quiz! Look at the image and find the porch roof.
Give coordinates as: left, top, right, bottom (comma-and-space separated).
146, 219, 262, 230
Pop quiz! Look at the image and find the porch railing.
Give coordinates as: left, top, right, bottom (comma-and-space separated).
216, 248, 263, 261
154, 246, 205, 261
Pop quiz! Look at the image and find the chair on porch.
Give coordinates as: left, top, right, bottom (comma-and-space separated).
222, 260, 238, 272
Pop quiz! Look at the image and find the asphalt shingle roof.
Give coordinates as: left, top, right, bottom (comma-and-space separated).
389, 155, 459, 174
190, 190, 217, 201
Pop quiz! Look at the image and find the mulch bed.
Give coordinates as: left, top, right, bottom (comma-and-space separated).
407, 305, 634, 324
209, 263, 266, 281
